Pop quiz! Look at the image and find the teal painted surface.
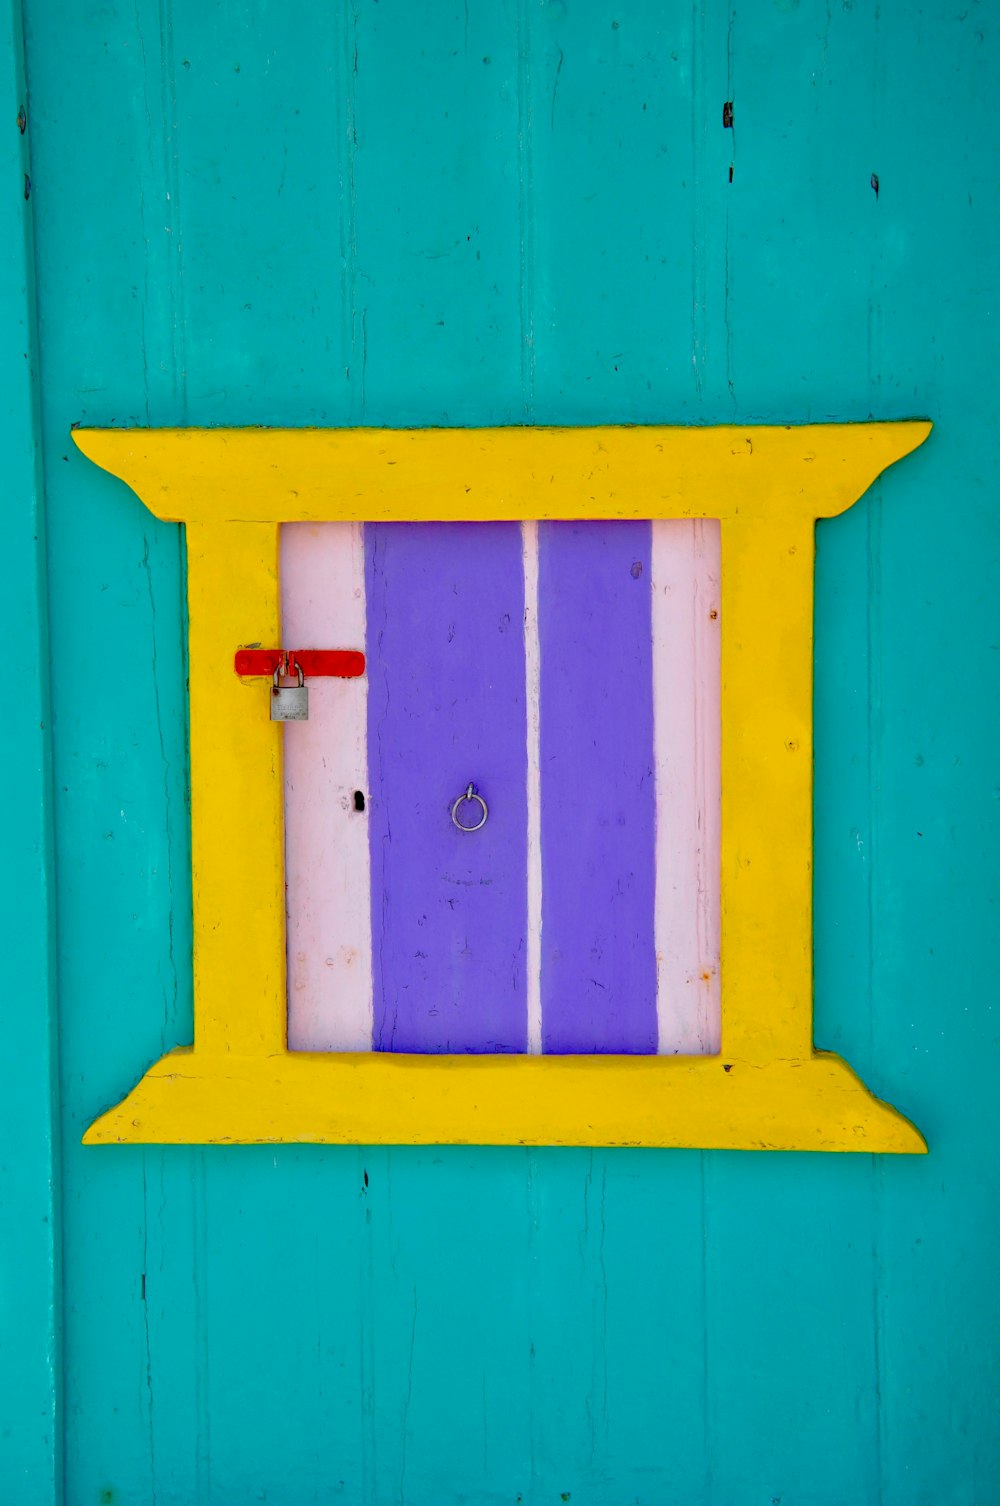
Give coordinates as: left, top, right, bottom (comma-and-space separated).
13, 1, 999, 1501
0, 2, 61, 1500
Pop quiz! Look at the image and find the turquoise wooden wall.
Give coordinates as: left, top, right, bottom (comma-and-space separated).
4, 1, 998, 1501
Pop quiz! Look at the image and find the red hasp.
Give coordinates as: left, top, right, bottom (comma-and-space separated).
234, 649, 366, 678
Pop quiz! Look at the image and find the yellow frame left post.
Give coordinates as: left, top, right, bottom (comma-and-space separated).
73, 422, 930, 1152
187, 522, 286, 1057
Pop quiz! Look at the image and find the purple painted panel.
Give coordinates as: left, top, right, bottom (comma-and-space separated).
366, 523, 528, 1052
539, 521, 658, 1053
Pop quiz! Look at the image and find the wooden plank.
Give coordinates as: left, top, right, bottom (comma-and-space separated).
0, 0, 61, 1499
720, 515, 816, 1062
282, 522, 373, 1051
366, 522, 529, 1052
652, 519, 722, 1053
538, 520, 658, 1052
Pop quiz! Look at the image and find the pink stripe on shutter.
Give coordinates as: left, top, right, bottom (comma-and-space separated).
281, 523, 373, 1051
652, 519, 722, 1054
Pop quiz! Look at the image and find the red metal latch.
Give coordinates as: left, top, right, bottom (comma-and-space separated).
234, 648, 366, 678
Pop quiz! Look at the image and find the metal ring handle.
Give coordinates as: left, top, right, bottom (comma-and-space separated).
451, 783, 488, 833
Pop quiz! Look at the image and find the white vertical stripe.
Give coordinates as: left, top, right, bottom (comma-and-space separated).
282, 522, 373, 1051
652, 519, 722, 1054
523, 520, 543, 1055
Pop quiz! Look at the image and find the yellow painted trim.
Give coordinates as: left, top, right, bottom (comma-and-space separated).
74, 422, 932, 1151
83, 1050, 924, 1152
73, 422, 929, 525
720, 515, 815, 1062
187, 523, 286, 1056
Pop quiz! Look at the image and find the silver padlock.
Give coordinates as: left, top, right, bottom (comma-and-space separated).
270, 660, 309, 721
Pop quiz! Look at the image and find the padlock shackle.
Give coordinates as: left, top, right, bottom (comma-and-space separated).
272, 660, 305, 689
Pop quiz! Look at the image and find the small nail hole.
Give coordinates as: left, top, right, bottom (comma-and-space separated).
353, 790, 366, 812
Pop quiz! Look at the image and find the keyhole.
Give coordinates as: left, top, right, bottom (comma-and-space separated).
353, 790, 366, 812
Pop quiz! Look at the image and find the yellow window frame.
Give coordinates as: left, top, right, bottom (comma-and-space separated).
75, 422, 930, 1151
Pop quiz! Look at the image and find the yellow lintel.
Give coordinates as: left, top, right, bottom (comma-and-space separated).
73, 421, 931, 525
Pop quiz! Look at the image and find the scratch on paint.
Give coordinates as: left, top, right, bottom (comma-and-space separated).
551, 46, 564, 128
